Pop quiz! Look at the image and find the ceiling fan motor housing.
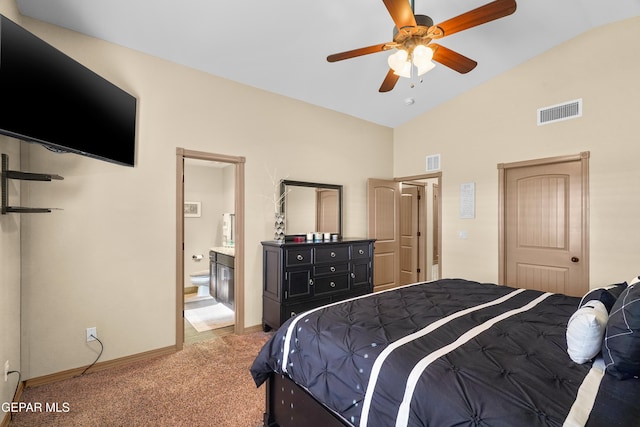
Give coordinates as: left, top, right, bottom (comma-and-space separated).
392, 15, 437, 54
392, 14, 434, 37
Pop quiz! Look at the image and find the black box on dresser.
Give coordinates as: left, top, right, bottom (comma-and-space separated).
261, 238, 375, 330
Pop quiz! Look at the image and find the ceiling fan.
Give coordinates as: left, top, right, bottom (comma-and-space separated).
327, 0, 517, 92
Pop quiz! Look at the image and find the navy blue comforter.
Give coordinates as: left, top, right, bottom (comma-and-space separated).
251, 279, 639, 427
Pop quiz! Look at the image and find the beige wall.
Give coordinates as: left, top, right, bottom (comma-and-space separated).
0, 0, 23, 412
1, 7, 391, 379
0, 137, 21, 410
394, 16, 640, 287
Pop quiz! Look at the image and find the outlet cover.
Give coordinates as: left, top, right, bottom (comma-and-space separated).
86, 327, 97, 342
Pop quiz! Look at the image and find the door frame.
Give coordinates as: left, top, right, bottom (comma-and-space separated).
497, 151, 589, 286
176, 148, 246, 350
395, 172, 442, 281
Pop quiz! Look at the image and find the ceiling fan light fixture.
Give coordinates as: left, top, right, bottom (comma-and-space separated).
412, 45, 433, 63
412, 44, 435, 76
388, 49, 408, 72
395, 61, 412, 78
388, 50, 412, 78
416, 61, 435, 76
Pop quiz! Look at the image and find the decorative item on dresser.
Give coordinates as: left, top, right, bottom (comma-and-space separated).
274, 212, 285, 242
261, 238, 375, 331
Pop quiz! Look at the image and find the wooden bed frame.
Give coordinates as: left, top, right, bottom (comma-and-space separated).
263, 373, 350, 427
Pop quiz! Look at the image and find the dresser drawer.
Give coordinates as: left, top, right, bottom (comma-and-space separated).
314, 263, 349, 276
351, 243, 371, 259
315, 246, 349, 264
285, 248, 313, 267
314, 274, 349, 295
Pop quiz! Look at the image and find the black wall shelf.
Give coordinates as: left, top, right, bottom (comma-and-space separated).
1, 153, 63, 214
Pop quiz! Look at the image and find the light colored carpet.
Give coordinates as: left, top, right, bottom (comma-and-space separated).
11, 332, 272, 427
185, 303, 234, 332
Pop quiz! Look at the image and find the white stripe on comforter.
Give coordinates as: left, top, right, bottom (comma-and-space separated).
563, 358, 605, 427
358, 288, 527, 427
392, 292, 553, 427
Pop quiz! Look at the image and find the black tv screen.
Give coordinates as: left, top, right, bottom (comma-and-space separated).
0, 15, 137, 167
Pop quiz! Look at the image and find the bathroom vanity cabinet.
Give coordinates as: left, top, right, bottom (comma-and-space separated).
209, 249, 234, 310
261, 238, 374, 330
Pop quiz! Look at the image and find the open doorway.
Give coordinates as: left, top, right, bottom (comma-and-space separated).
367, 172, 442, 292
176, 148, 245, 350
399, 177, 441, 285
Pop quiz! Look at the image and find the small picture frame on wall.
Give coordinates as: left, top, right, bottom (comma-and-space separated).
184, 201, 201, 217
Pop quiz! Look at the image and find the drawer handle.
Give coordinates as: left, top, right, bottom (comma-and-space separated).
297, 254, 304, 261
330, 252, 336, 257
351, 273, 355, 278
358, 249, 364, 255
330, 281, 336, 288
291, 311, 296, 317
309, 279, 314, 286
330, 266, 336, 272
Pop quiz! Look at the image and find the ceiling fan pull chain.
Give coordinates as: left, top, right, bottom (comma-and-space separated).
410, 62, 415, 88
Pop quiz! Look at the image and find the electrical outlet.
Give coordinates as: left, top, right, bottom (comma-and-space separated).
86, 327, 97, 342
4, 360, 9, 382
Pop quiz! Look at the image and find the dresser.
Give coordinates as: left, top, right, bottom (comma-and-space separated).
261, 238, 375, 330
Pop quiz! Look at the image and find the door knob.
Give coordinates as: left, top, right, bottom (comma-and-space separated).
571, 257, 579, 263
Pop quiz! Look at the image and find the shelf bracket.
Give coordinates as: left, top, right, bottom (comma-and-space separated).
1, 153, 64, 214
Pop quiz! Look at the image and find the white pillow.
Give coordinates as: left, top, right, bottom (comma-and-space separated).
566, 300, 609, 364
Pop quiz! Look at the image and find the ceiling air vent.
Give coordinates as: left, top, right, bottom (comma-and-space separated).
426, 154, 441, 172
537, 99, 582, 126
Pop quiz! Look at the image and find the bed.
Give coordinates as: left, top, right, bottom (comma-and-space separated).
250, 278, 640, 427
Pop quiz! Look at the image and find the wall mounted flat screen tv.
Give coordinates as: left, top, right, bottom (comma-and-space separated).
0, 15, 137, 167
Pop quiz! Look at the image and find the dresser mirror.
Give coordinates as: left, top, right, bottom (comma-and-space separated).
280, 180, 342, 237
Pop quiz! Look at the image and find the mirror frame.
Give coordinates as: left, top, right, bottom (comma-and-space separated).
280, 179, 343, 238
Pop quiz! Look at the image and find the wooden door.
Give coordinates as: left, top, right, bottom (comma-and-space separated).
316, 189, 339, 233
501, 154, 589, 297
400, 186, 419, 285
367, 178, 400, 292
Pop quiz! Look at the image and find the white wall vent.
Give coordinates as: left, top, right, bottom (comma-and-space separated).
426, 154, 441, 172
537, 99, 582, 126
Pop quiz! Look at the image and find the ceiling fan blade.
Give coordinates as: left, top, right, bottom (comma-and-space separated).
383, 0, 417, 30
379, 69, 400, 93
434, 0, 517, 38
430, 44, 477, 74
327, 43, 392, 62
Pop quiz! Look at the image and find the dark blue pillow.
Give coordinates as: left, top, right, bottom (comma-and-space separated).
579, 282, 627, 312
607, 282, 630, 299
602, 281, 640, 379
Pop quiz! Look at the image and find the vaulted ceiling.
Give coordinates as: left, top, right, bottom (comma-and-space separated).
16, 0, 640, 127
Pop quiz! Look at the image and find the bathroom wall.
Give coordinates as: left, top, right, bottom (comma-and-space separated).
183, 161, 233, 285
222, 164, 235, 228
